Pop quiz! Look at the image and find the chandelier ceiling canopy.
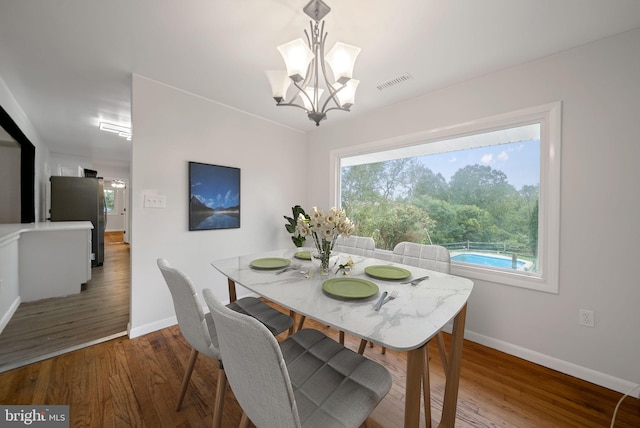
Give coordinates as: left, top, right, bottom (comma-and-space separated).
266, 0, 361, 126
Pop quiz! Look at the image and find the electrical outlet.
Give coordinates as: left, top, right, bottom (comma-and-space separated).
579, 309, 595, 327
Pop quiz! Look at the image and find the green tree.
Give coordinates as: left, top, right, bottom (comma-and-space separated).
344, 200, 435, 250
104, 189, 115, 213
409, 165, 450, 201
449, 164, 519, 225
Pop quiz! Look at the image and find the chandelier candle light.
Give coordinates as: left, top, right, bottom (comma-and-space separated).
296, 207, 355, 275
266, 0, 361, 126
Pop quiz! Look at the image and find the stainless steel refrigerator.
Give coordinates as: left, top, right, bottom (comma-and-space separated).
50, 176, 106, 266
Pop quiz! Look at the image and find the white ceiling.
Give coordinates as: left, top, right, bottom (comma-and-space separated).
1, 0, 639, 169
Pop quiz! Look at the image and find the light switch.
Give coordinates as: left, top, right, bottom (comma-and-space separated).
144, 193, 166, 208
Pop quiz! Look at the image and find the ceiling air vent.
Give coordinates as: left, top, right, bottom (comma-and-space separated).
376, 73, 413, 91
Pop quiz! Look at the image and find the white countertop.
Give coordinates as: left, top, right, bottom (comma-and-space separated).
0, 221, 93, 246
212, 248, 474, 352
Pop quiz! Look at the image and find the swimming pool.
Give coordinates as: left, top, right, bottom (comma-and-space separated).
451, 253, 526, 269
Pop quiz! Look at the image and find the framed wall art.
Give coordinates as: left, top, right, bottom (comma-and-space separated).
188, 161, 241, 230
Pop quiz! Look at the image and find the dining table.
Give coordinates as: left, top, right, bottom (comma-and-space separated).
211, 248, 474, 428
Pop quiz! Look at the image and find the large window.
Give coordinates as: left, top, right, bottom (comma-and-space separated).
331, 103, 561, 292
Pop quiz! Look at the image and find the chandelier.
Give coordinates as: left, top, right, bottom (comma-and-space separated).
266, 0, 360, 126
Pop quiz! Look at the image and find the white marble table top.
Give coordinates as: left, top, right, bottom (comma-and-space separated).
212, 248, 474, 352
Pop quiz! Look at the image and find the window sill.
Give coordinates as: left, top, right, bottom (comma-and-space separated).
451, 262, 558, 294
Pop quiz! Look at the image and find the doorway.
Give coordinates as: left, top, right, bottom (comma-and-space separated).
0, 234, 130, 372
104, 178, 129, 243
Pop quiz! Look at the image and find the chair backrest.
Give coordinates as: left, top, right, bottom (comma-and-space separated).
391, 242, 451, 273
202, 289, 301, 428
334, 235, 375, 257
157, 258, 220, 359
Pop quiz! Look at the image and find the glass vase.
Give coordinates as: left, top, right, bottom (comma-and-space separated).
311, 250, 338, 276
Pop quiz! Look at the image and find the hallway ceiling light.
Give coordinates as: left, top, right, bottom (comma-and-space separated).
266, 0, 360, 126
99, 122, 132, 141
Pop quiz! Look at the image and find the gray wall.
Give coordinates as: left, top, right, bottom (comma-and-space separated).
0, 143, 20, 223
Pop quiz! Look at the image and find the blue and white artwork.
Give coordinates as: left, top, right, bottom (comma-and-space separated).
189, 162, 240, 230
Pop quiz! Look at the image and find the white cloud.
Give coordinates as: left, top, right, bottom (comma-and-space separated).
449, 156, 457, 163
481, 154, 493, 164
498, 151, 509, 161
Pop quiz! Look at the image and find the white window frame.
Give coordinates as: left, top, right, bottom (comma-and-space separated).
330, 102, 561, 293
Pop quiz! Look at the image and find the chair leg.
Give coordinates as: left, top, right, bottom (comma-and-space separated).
339, 330, 345, 345
436, 331, 448, 374
357, 339, 367, 355
176, 348, 199, 411
423, 345, 432, 428
239, 412, 250, 428
297, 315, 306, 332
381, 346, 386, 354
212, 365, 227, 428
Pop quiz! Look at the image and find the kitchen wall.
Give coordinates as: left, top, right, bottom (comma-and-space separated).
129, 75, 307, 337
306, 29, 640, 393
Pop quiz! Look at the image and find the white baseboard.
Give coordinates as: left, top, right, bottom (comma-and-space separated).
0, 296, 20, 334
127, 307, 639, 399
128, 315, 177, 339
463, 329, 640, 398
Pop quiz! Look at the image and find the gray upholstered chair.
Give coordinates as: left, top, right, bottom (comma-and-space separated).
202, 288, 392, 428
157, 258, 293, 427
297, 235, 376, 343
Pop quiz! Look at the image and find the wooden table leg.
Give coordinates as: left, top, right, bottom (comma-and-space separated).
405, 346, 425, 428
227, 278, 237, 303
423, 344, 432, 428
439, 303, 467, 428
288, 310, 296, 336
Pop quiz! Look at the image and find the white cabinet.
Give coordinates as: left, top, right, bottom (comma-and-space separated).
0, 221, 93, 303
19, 226, 92, 301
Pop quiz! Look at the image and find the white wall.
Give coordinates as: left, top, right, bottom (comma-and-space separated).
307, 29, 640, 393
0, 75, 50, 222
129, 75, 307, 337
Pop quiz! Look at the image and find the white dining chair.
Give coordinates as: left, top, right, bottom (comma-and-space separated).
157, 258, 294, 427
297, 235, 376, 344
334, 235, 376, 257
361, 242, 453, 423
202, 287, 392, 428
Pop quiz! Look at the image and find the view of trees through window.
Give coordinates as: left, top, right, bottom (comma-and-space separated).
104, 189, 115, 213
340, 124, 540, 273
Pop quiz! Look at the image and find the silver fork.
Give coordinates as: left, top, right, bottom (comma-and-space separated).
381, 288, 399, 308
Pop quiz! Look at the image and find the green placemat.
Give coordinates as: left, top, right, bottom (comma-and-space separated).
364, 265, 411, 280
249, 257, 291, 270
294, 250, 311, 260
322, 278, 379, 299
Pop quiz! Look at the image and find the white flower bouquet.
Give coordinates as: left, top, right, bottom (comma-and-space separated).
296, 206, 354, 273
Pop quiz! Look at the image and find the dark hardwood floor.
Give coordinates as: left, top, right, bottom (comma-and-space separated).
1, 237, 638, 427
0, 231, 130, 372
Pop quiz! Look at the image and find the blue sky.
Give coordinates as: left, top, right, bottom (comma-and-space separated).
419, 139, 540, 190
190, 163, 240, 209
